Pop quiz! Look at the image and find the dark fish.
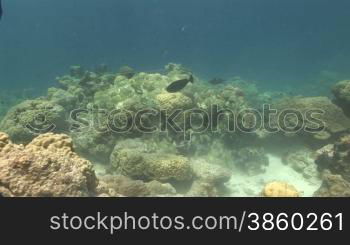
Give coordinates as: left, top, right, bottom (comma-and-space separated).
208, 78, 225, 85
0, 0, 2, 20
166, 75, 194, 93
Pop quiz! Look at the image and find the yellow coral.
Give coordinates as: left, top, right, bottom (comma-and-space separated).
263, 181, 300, 197
146, 154, 193, 182
27, 133, 74, 155
156, 93, 193, 112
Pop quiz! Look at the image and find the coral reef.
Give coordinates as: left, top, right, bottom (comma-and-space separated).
262, 181, 300, 197
2, 63, 348, 197
0, 132, 97, 197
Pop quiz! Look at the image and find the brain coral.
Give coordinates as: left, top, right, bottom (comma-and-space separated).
262, 181, 300, 197
0, 132, 98, 197
156, 92, 193, 112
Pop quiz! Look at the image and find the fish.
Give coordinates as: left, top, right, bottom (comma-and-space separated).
0, 0, 2, 20
166, 75, 194, 93
208, 78, 225, 85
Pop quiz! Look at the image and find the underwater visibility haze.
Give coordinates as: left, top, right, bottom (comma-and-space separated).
1, 0, 350, 197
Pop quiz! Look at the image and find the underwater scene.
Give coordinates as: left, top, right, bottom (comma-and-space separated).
1, 0, 350, 197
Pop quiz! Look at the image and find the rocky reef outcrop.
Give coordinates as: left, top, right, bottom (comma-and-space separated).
282, 149, 319, 180
232, 147, 269, 175
272, 96, 350, 144
315, 134, 350, 181
187, 159, 232, 197
332, 80, 350, 114
313, 134, 350, 197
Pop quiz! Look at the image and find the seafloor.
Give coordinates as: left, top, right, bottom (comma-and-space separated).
0, 63, 350, 197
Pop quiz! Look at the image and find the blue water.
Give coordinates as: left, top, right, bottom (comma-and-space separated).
1, 0, 350, 92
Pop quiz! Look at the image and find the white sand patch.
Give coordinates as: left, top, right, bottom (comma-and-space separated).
227, 154, 322, 197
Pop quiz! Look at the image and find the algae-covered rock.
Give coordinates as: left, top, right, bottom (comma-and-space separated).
282, 149, 319, 179
0, 99, 67, 144
186, 159, 231, 197
191, 159, 231, 185
332, 80, 350, 111
273, 96, 350, 141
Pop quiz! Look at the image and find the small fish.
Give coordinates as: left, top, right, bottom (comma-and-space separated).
0, 0, 3, 20
208, 78, 225, 85
166, 75, 194, 93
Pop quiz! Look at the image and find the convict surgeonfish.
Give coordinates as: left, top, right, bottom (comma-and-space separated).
166, 75, 194, 93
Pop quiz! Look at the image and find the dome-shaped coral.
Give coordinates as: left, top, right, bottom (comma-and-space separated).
156, 92, 193, 112
262, 181, 300, 197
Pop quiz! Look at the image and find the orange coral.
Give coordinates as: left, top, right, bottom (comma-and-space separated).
263, 181, 300, 197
